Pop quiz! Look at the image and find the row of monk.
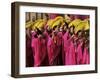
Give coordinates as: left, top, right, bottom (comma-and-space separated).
26, 15, 90, 67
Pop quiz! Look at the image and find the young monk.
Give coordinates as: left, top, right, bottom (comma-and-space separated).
82, 31, 90, 64
62, 23, 70, 65
47, 26, 61, 66
31, 32, 39, 67
65, 25, 76, 65
57, 25, 64, 65
47, 32, 54, 65
31, 28, 48, 67
76, 30, 84, 64
26, 26, 34, 67
82, 39, 90, 64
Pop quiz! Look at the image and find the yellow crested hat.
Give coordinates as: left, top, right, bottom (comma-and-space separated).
51, 16, 64, 29
75, 19, 89, 33
61, 21, 65, 27
32, 19, 46, 30
31, 19, 43, 30
46, 19, 54, 28
68, 19, 82, 28
54, 16, 64, 21
25, 21, 34, 28
37, 19, 47, 30
83, 19, 90, 30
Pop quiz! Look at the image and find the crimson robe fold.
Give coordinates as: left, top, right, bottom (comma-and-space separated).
82, 47, 90, 64
76, 40, 83, 64
31, 36, 48, 67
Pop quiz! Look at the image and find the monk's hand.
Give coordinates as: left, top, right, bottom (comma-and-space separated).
70, 34, 74, 39
38, 34, 42, 39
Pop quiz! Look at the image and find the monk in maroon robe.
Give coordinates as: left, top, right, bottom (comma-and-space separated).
76, 39, 83, 64
82, 40, 90, 64
31, 32, 49, 67
47, 31, 61, 66
65, 26, 76, 65
57, 31, 64, 65
63, 29, 70, 65
26, 28, 34, 67
76, 30, 84, 64
65, 35, 76, 65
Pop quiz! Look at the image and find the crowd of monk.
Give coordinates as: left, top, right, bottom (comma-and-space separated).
26, 14, 90, 67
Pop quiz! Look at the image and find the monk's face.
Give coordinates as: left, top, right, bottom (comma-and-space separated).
47, 26, 51, 31
40, 27, 44, 33
63, 25, 67, 31
70, 26, 74, 33
55, 27, 59, 32
78, 31, 82, 38
59, 27, 63, 32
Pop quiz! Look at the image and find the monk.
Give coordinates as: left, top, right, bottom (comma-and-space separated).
65, 35, 76, 65
38, 34, 49, 66
57, 27, 64, 65
31, 29, 48, 67
82, 38, 90, 64
31, 34, 39, 67
47, 35, 54, 65
62, 24, 70, 65
65, 26, 76, 65
47, 27, 61, 66
76, 39, 83, 64
76, 30, 84, 64
26, 27, 34, 67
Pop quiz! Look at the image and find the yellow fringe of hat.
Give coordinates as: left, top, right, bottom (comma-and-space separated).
37, 20, 47, 30
25, 21, 34, 28
54, 16, 64, 21
83, 19, 90, 30
31, 19, 43, 30
32, 19, 46, 30
61, 22, 65, 27
68, 19, 82, 28
51, 16, 64, 29
46, 19, 55, 28
75, 19, 90, 33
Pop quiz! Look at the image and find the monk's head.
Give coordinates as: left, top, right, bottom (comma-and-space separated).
69, 25, 75, 35
77, 30, 83, 38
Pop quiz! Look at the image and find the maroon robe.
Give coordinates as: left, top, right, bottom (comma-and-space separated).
31, 37, 39, 67
82, 47, 90, 64
65, 35, 76, 65
63, 31, 70, 54
26, 29, 33, 67
76, 40, 83, 64
31, 36, 48, 67
47, 35, 61, 66
57, 32, 64, 65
